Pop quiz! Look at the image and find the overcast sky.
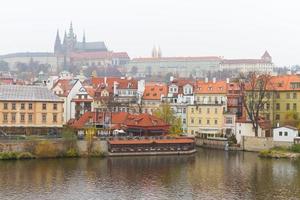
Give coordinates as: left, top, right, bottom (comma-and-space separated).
0, 0, 299, 66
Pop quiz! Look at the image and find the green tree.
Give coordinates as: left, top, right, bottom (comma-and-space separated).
285, 111, 300, 128
154, 103, 183, 135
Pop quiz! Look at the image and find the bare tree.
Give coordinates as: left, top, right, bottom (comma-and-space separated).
239, 72, 272, 137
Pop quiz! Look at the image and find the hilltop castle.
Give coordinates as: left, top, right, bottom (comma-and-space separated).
54, 22, 107, 55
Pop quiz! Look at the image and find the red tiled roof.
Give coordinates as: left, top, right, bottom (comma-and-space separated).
124, 113, 169, 128
72, 112, 129, 129
52, 79, 77, 97
143, 83, 167, 100
195, 80, 227, 94
70, 51, 129, 61
92, 77, 138, 90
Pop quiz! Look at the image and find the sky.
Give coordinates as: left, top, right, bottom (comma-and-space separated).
0, 0, 300, 66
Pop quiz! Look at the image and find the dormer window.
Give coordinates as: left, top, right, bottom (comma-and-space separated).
208, 87, 213, 91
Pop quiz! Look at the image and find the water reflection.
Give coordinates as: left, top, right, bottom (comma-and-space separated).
0, 149, 299, 200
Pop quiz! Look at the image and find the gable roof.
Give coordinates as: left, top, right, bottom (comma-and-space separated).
124, 113, 169, 128
72, 112, 129, 129
143, 83, 167, 100
195, 80, 227, 94
52, 79, 79, 97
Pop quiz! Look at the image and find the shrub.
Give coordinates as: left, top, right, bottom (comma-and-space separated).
17, 152, 35, 159
0, 152, 18, 160
259, 150, 272, 158
290, 144, 300, 153
65, 148, 79, 157
34, 141, 59, 158
272, 146, 289, 152
90, 150, 105, 158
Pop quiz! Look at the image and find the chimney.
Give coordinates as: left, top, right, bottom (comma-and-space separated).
104, 76, 107, 85
170, 76, 174, 82
277, 122, 280, 128
205, 77, 208, 83
212, 77, 216, 83
226, 78, 230, 84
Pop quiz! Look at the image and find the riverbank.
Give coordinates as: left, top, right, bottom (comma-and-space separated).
259, 145, 300, 160
0, 139, 107, 160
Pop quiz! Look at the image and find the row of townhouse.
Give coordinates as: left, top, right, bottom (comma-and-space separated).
51, 76, 145, 123
140, 77, 243, 137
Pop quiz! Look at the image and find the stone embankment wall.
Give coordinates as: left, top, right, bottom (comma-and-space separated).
196, 138, 227, 149
242, 136, 293, 152
0, 139, 108, 154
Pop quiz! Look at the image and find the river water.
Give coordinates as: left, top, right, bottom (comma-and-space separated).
0, 148, 299, 200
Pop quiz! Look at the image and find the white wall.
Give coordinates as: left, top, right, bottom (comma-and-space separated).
235, 122, 263, 144
273, 127, 298, 142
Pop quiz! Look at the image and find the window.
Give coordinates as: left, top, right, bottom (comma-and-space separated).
183, 119, 186, 124
3, 113, 8, 122
279, 131, 282, 136
214, 119, 218, 125
42, 113, 47, 123
42, 103, 47, 110
53, 103, 57, 110
28, 114, 33, 122
293, 103, 297, 111
53, 114, 57, 123
275, 114, 280, 120
21, 103, 25, 110
207, 119, 210, 124
214, 108, 218, 114
293, 93, 297, 99
191, 108, 194, 113
275, 92, 280, 99
12, 103, 16, 110
266, 103, 270, 110
207, 108, 210, 114
198, 119, 201, 124
276, 103, 280, 110
198, 108, 202, 114
239, 130, 241, 134
225, 117, 233, 124
20, 113, 25, 122
286, 93, 290, 99
284, 132, 288, 136
183, 108, 186, 113
29, 103, 33, 110
286, 103, 290, 110
3, 103, 8, 110
11, 113, 16, 122
266, 114, 270, 120
191, 130, 194, 135
191, 118, 194, 124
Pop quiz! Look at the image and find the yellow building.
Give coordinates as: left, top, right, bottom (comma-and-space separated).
0, 85, 64, 134
260, 75, 300, 127
187, 80, 229, 137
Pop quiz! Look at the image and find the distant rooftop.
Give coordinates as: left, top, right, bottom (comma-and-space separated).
0, 85, 63, 102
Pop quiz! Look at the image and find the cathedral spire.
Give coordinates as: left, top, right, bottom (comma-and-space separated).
68, 21, 74, 38
54, 29, 62, 54
82, 30, 86, 43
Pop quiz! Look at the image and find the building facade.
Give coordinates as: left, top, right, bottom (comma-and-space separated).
0, 85, 64, 134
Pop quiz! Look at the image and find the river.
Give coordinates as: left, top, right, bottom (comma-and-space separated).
0, 148, 299, 200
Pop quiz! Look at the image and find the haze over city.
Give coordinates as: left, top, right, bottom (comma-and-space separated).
1, 0, 300, 66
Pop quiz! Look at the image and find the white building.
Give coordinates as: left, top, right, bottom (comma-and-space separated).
273, 126, 299, 142
220, 51, 274, 74
235, 120, 269, 144
52, 79, 83, 123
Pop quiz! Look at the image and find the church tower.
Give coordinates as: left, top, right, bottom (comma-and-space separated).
54, 29, 62, 54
